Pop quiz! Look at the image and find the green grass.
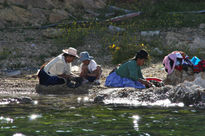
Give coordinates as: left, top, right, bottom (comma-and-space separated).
55, 0, 205, 64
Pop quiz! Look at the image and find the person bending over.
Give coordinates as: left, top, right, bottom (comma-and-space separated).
105, 49, 153, 88
38, 47, 82, 88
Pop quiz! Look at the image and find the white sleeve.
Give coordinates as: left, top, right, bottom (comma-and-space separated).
89, 60, 97, 72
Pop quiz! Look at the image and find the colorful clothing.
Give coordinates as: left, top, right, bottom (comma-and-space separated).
163, 51, 193, 74
105, 60, 145, 89
105, 72, 145, 89
116, 60, 143, 81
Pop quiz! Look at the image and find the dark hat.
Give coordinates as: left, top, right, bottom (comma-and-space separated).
135, 49, 148, 59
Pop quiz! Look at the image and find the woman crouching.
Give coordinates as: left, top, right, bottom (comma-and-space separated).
105, 49, 153, 88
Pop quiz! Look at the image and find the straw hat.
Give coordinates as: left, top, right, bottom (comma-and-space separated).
62, 47, 79, 58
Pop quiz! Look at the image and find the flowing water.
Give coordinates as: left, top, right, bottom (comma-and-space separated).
0, 95, 205, 136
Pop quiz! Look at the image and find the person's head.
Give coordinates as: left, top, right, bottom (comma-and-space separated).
79, 51, 93, 65
134, 49, 148, 66
62, 47, 79, 63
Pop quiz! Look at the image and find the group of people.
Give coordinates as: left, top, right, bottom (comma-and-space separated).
38, 47, 153, 89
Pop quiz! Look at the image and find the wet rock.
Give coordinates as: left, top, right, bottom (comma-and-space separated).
92, 74, 205, 108
36, 84, 89, 95
0, 97, 32, 105
16, 97, 33, 104
94, 94, 107, 103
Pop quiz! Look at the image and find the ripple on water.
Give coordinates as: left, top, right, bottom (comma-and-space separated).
0, 116, 14, 123
13, 133, 26, 136
29, 114, 42, 120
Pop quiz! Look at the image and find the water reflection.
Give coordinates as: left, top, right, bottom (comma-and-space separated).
0, 116, 14, 123
132, 115, 140, 131
32, 100, 38, 105
13, 133, 25, 136
29, 114, 42, 120
104, 98, 185, 107
0, 95, 204, 136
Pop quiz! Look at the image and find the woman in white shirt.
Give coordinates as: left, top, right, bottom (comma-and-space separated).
79, 51, 102, 85
38, 47, 82, 87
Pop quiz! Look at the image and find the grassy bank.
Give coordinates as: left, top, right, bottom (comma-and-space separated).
1, 0, 205, 69
54, 0, 205, 64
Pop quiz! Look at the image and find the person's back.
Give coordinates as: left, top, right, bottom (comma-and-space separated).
38, 47, 82, 88
116, 59, 143, 81
105, 49, 153, 88
44, 54, 71, 76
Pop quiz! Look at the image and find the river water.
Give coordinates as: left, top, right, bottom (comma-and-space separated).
0, 94, 205, 136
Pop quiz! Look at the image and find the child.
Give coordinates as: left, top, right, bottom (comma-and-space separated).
79, 51, 102, 85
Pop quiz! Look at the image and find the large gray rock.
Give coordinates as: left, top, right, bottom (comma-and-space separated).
191, 37, 205, 51
163, 68, 195, 86
65, 0, 106, 10
0, 0, 106, 27
49, 9, 69, 23
6, 0, 54, 9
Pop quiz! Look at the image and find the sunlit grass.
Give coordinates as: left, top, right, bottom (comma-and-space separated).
55, 0, 205, 64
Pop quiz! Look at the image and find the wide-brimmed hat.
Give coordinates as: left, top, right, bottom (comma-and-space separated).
135, 49, 148, 59
79, 51, 94, 61
62, 47, 79, 58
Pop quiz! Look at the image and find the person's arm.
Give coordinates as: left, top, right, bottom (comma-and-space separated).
128, 61, 153, 88
87, 70, 98, 77
58, 72, 78, 78
138, 78, 154, 88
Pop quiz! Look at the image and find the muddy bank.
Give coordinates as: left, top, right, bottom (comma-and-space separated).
0, 63, 166, 95
1, 64, 205, 109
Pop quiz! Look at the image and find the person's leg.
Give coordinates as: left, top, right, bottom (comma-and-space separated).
46, 76, 65, 85
96, 65, 102, 80
85, 76, 97, 82
38, 69, 65, 86
80, 64, 89, 78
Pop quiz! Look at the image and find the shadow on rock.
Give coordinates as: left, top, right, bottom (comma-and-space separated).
35, 84, 92, 95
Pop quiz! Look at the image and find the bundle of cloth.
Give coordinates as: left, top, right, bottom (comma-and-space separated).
163, 51, 205, 74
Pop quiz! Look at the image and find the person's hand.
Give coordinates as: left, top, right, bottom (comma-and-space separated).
138, 78, 155, 88
145, 81, 154, 88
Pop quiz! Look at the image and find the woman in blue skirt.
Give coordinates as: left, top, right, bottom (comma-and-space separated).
105, 50, 153, 89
